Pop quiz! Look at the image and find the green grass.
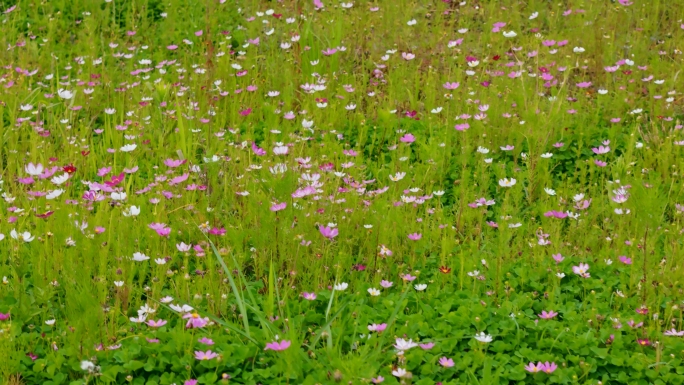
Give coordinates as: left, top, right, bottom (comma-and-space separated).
1, 0, 684, 384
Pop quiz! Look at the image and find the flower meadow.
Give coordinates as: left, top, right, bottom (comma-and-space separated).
1, 0, 684, 384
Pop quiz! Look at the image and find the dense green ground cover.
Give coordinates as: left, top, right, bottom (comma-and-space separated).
1, 0, 684, 383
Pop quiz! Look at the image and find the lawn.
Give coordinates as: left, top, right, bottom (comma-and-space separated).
1, 0, 684, 384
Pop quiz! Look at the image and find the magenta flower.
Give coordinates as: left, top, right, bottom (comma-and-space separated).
149, 223, 171, 237
184, 380, 197, 385
407, 233, 422, 241
319, 225, 338, 239
194, 350, 218, 360
572, 263, 590, 278
592, 145, 610, 155
400, 133, 415, 143
401, 274, 416, 282
544, 210, 568, 219
251, 142, 266, 156
0, 312, 9, 321
439, 357, 455, 368
264, 340, 291, 351
270, 202, 287, 212
368, 323, 387, 332
146, 319, 167, 328
164, 158, 186, 168
524, 362, 542, 373
454, 123, 470, 131
182, 313, 209, 329
539, 310, 558, 319
618, 256, 632, 265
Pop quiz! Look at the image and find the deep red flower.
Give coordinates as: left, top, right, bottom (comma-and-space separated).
63, 164, 77, 174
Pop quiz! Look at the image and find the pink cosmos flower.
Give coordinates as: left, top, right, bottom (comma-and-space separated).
182, 313, 209, 328
194, 350, 218, 360
618, 256, 632, 265
380, 280, 393, 288
443, 82, 460, 90
264, 340, 291, 351
572, 263, 590, 278
592, 145, 610, 154
198, 337, 214, 345
146, 319, 167, 327
368, 323, 387, 332
164, 159, 186, 168
319, 226, 338, 239
149, 223, 171, 237
400, 133, 415, 143
544, 210, 568, 219
270, 202, 287, 212
420, 342, 435, 350
439, 357, 454, 368
0, 312, 9, 321
401, 274, 416, 282
251, 142, 266, 156
594, 160, 607, 167
552, 254, 564, 263
302, 292, 317, 300
407, 233, 422, 241
401, 52, 415, 60
539, 310, 558, 319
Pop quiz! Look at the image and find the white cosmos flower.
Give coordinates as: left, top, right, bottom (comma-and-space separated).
80, 361, 96, 371
544, 188, 556, 196
10, 229, 34, 242
394, 338, 418, 351
45, 319, 56, 326
25, 162, 44, 176
122, 205, 141, 217
113, 281, 124, 287
51, 173, 69, 185
502, 31, 517, 38
334, 282, 348, 291
389, 172, 406, 181
540, 153, 553, 158
414, 284, 427, 291
58, 89, 74, 99
431, 107, 443, 114
105, 108, 116, 114
498, 178, 517, 187
120, 144, 137, 152
598, 89, 608, 95
392, 368, 408, 378
474, 332, 493, 343
407, 19, 417, 25
556, 273, 565, 278
573, 47, 585, 53
367, 288, 381, 296
111, 192, 127, 201
46, 189, 64, 200
132, 252, 150, 262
